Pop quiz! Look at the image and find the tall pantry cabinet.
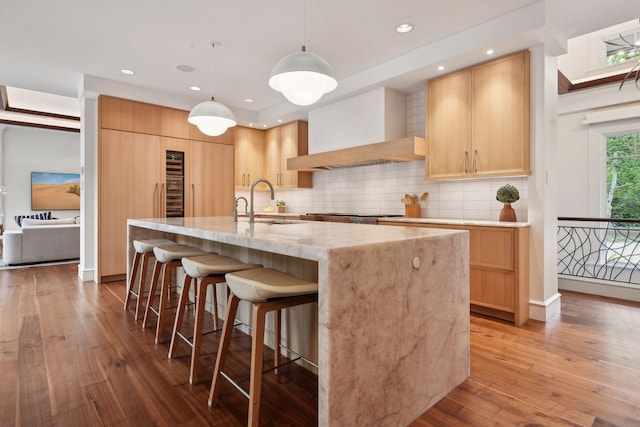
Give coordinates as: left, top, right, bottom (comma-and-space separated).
98, 96, 234, 282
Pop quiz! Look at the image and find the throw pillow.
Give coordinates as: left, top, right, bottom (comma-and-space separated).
14, 211, 52, 226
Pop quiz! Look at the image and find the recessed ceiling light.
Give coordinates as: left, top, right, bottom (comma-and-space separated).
120, 69, 135, 75
262, 124, 267, 128
249, 123, 254, 127
437, 65, 445, 71
176, 64, 194, 72
277, 119, 282, 123
396, 23, 413, 33
189, 86, 201, 91
486, 49, 495, 55
244, 98, 254, 103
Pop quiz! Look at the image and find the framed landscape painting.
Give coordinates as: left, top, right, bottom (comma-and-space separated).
31, 171, 81, 210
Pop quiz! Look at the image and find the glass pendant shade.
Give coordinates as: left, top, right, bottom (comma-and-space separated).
269, 49, 337, 106
188, 98, 237, 136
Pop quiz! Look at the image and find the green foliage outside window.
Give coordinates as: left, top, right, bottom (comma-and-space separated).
606, 133, 640, 223
605, 32, 640, 66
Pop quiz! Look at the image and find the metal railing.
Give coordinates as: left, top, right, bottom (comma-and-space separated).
558, 217, 640, 285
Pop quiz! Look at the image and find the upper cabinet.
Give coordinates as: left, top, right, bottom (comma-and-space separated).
234, 126, 264, 189
191, 140, 234, 216
236, 121, 312, 190
190, 123, 235, 145
264, 121, 312, 188
160, 108, 191, 139
100, 96, 160, 135
426, 50, 530, 181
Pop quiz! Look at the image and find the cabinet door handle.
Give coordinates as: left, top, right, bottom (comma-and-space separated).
473, 149, 478, 173
242, 173, 245, 187
464, 151, 469, 174
160, 183, 165, 217
155, 182, 159, 217
247, 174, 250, 186
192, 183, 195, 217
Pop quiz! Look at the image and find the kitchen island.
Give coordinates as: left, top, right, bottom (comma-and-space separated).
127, 217, 469, 426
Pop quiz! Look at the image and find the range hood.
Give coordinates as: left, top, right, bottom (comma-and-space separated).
287, 136, 425, 171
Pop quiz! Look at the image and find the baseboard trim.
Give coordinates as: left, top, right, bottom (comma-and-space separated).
78, 265, 95, 282
558, 276, 640, 303
529, 292, 562, 322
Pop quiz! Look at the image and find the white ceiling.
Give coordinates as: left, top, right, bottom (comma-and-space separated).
0, 0, 638, 128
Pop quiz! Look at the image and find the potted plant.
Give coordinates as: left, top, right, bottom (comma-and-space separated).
276, 200, 286, 213
496, 184, 519, 222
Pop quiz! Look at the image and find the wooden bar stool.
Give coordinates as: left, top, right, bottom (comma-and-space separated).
208, 268, 318, 427
142, 244, 207, 344
168, 253, 262, 384
124, 238, 175, 320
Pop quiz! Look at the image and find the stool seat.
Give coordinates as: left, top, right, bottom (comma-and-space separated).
133, 239, 176, 253
225, 268, 318, 303
153, 244, 206, 263
182, 254, 262, 278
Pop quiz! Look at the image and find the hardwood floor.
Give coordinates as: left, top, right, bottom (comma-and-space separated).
1, 263, 640, 426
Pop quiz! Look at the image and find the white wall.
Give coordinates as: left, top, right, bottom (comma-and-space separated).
2, 126, 80, 230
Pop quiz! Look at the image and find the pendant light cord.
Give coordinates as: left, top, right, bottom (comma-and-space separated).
302, 0, 306, 51
210, 42, 216, 102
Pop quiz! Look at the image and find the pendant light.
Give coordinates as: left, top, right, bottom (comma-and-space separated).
188, 42, 236, 136
269, 0, 337, 106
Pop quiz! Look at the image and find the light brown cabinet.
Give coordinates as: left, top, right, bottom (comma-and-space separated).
263, 121, 312, 188
99, 96, 160, 135
426, 50, 530, 180
191, 140, 234, 216
98, 96, 234, 282
378, 221, 530, 325
234, 126, 264, 189
99, 129, 161, 279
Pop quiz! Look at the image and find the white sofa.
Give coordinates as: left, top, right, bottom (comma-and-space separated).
3, 218, 80, 265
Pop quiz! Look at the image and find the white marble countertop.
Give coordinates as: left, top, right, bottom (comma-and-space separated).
247, 211, 530, 228
128, 216, 464, 261
379, 217, 530, 228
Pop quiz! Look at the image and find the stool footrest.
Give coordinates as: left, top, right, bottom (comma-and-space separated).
278, 344, 318, 369
220, 370, 250, 400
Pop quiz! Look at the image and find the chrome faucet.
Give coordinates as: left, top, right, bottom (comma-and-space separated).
232, 196, 248, 222
249, 178, 275, 224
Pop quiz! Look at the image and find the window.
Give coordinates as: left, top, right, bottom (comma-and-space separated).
605, 32, 640, 66
606, 133, 640, 219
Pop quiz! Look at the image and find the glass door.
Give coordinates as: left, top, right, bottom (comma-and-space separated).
165, 150, 184, 217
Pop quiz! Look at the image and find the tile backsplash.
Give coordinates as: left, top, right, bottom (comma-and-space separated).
237, 89, 529, 222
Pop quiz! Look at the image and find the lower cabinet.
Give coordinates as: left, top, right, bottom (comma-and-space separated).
379, 221, 530, 325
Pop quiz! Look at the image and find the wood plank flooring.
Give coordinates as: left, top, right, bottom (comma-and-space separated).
1, 263, 640, 426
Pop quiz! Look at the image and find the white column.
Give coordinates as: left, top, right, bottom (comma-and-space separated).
527, 46, 561, 321
0, 125, 5, 231
78, 91, 98, 282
